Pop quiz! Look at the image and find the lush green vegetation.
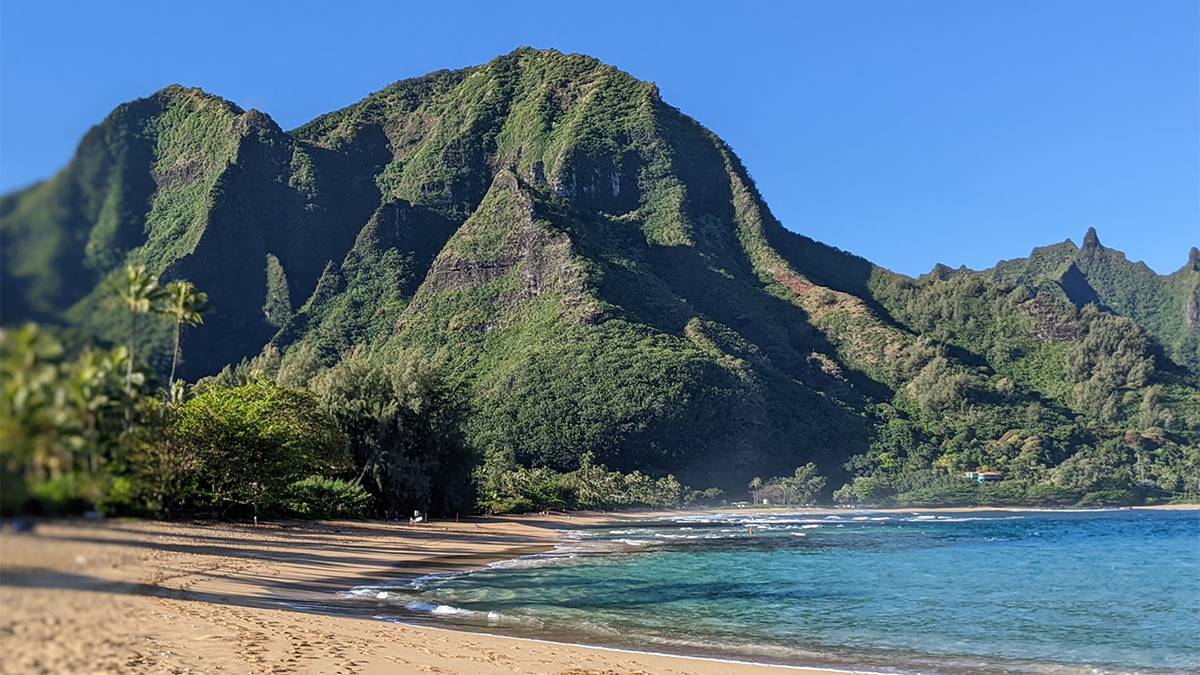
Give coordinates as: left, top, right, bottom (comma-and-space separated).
2, 49, 1197, 515
748, 464, 827, 506
473, 448, 726, 514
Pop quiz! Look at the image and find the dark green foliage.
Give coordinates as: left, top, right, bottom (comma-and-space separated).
981, 228, 1200, 371
307, 348, 475, 517
285, 476, 373, 519
475, 448, 694, 514
684, 487, 726, 506
172, 379, 350, 517
749, 464, 828, 505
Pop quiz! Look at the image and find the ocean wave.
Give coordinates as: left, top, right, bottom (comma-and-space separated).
907, 515, 1029, 523
400, 601, 546, 629
342, 572, 457, 598
405, 601, 473, 616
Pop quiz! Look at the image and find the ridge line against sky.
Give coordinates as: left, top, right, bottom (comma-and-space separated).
1, 0, 1195, 276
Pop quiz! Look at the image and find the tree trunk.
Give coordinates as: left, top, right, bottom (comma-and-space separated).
125, 309, 137, 429
126, 309, 137, 396
168, 317, 182, 393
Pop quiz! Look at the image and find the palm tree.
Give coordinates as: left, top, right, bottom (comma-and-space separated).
748, 476, 763, 502
156, 280, 208, 392
107, 263, 164, 397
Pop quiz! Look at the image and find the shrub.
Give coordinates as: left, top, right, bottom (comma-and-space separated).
833, 476, 895, 505
894, 480, 979, 507
1024, 483, 1078, 506
684, 487, 725, 506
976, 481, 1030, 506
173, 378, 350, 518
27, 472, 109, 515
285, 476, 373, 519
1078, 488, 1139, 507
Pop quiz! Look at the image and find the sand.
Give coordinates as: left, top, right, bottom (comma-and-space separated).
0, 512, 841, 674
4, 505, 1192, 674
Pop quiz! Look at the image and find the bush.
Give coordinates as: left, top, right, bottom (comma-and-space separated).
976, 481, 1030, 506
480, 495, 539, 515
1078, 488, 1139, 507
1024, 483, 1078, 506
522, 474, 572, 511
833, 476, 895, 505
684, 487, 725, 506
894, 480, 979, 507
105, 476, 136, 512
173, 378, 350, 517
27, 472, 110, 515
285, 476, 373, 518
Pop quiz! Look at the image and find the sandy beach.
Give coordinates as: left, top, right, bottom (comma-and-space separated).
2, 505, 1194, 674
0, 511, 848, 675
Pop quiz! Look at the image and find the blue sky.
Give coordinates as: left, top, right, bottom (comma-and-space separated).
1, 0, 1196, 275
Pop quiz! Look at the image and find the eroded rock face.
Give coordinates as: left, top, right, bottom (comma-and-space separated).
411, 171, 587, 330
1023, 293, 1086, 342
550, 151, 640, 215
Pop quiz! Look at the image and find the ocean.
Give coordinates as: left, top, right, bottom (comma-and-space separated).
345, 509, 1200, 674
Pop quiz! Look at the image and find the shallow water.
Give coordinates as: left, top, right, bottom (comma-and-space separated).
345, 510, 1200, 674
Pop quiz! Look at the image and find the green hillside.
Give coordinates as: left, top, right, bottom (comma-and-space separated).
3, 48, 1197, 503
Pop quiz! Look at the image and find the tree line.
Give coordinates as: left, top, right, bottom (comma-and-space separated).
1, 264, 729, 519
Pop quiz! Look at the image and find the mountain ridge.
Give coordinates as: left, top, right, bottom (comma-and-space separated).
3, 47, 1197, 493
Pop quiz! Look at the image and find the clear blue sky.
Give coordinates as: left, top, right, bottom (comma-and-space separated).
2, 0, 1196, 275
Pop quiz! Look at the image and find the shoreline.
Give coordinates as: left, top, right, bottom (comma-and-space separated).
0, 513, 832, 673
375, 504, 1200, 674
680, 503, 1200, 515
2, 506, 1194, 673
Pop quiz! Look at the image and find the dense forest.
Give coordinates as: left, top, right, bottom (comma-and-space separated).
2, 48, 1198, 517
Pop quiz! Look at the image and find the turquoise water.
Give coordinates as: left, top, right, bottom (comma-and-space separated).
347, 510, 1200, 674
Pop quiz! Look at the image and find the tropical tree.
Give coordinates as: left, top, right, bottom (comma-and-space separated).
1, 325, 143, 513
307, 348, 473, 517
754, 464, 827, 505
1, 324, 66, 491
157, 280, 208, 391
748, 476, 763, 501
172, 377, 350, 519
60, 347, 127, 472
106, 264, 164, 397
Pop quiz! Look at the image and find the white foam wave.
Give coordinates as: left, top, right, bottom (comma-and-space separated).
405, 601, 474, 616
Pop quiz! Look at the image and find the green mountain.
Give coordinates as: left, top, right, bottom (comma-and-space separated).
3, 48, 1197, 493
982, 228, 1200, 372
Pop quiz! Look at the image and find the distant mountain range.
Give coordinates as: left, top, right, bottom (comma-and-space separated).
3, 48, 1197, 490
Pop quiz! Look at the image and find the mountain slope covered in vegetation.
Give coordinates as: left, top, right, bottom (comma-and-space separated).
3, 48, 1197, 501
